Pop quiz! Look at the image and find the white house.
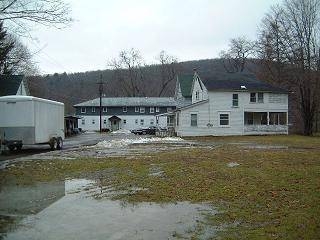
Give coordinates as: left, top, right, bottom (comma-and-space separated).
174, 72, 288, 136
74, 97, 176, 131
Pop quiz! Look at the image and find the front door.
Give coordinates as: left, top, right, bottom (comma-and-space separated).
111, 120, 119, 131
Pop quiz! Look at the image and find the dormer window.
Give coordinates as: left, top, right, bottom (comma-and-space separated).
195, 91, 200, 100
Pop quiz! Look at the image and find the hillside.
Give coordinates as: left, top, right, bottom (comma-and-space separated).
27, 58, 259, 114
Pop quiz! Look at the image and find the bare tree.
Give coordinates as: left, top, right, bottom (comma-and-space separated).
156, 50, 179, 97
219, 36, 254, 72
257, 0, 320, 135
0, 0, 72, 34
0, 21, 14, 74
5, 34, 39, 75
109, 48, 147, 97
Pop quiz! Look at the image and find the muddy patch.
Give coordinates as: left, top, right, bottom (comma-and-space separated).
1, 136, 211, 165
0, 179, 217, 240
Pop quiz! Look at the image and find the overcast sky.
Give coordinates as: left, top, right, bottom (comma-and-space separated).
25, 0, 282, 75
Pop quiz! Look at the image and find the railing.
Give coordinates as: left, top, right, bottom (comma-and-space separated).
244, 125, 288, 133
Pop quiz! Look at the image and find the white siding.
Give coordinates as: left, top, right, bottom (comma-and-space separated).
78, 115, 168, 131
191, 76, 208, 104
176, 91, 288, 137
16, 81, 28, 96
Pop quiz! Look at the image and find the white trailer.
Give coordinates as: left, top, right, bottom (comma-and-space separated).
0, 95, 65, 151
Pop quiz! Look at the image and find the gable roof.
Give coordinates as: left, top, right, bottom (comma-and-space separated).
74, 97, 177, 107
177, 74, 194, 98
202, 72, 287, 93
0, 75, 25, 96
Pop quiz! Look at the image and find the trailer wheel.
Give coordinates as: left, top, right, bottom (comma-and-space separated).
49, 137, 57, 151
57, 137, 63, 150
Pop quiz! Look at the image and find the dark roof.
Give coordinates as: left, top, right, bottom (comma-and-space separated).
0, 75, 24, 96
109, 115, 121, 121
74, 97, 176, 107
178, 74, 193, 97
202, 72, 287, 93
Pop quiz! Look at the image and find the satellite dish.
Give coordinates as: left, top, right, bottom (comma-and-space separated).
241, 85, 247, 89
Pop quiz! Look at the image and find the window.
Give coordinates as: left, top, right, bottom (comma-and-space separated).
269, 112, 287, 125
195, 91, 200, 100
135, 107, 139, 112
150, 119, 154, 125
103, 107, 107, 112
92, 119, 95, 124
219, 113, 229, 126
103, 119, 107, 124
123, 106, 127, 112
140, 107, 145, 113
245, 112, 254, 125
150, 107, 155, 113
245, 112, 267, 125
250, 93, 256, 103
191, 114, 198, 127
167, 107, 172, 112
232, 94, 239, 107
92, 107, 95, 113
123, 119, 127, 124
135, 119, 138, 124
81, 119, 85, 125
167, 116, 174, 126
156, 107, 160, 112
140, 119, 144, 125
258, 93, 264, 103
81, 107, 86, 113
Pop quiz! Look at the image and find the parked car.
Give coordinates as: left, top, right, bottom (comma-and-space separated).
131, 126, 158, 135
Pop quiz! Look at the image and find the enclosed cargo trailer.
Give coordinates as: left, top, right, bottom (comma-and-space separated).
0, 95, 65, 151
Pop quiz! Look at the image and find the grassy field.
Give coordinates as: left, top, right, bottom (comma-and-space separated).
1, 135, 320, 239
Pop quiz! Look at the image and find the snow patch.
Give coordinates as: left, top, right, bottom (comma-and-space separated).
95, 137, 185, 149
227, 162, 240, 168
111, 129, 132, 135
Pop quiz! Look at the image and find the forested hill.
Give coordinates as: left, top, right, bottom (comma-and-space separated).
26, 58, 259, 114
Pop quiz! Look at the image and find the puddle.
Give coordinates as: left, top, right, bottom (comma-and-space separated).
0, 179, 217, 240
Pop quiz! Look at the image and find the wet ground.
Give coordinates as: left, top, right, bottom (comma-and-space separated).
0, 131, 206, 167
1, 131, 297, 239
0, 132, 108, 162
0, 131, 219, 239
0, 179, 217, 240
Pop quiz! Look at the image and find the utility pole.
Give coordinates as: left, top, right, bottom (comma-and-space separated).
98, 74, 104, 133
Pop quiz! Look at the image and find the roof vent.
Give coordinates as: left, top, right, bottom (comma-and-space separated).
241, 85, 247, 89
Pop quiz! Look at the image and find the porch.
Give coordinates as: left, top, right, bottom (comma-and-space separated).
244, 112, 288, 134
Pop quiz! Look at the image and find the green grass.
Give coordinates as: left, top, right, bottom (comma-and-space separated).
1, 135, 320, 239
